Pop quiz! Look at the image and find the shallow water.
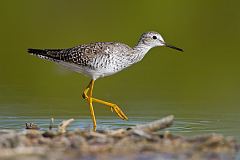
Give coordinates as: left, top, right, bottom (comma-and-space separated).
0, 115, 239, 140
0, 101, 239, 141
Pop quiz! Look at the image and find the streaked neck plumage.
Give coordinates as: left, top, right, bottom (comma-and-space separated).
131, 41, 153, 63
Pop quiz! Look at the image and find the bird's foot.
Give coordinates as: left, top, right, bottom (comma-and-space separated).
82, 89, 128, 121
110, 104, 128, 120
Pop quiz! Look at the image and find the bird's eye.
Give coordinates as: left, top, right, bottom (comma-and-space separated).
152, 36, 157, 40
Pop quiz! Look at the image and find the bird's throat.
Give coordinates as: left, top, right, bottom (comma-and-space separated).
132, 43, 152, 63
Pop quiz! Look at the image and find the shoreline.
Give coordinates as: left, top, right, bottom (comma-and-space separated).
0, 115, 238, 160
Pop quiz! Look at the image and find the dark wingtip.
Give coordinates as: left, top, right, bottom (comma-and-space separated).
27, 48, 46, 55
27, 48, 35, 53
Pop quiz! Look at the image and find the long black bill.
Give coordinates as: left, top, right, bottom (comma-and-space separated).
165, 43, 184, 52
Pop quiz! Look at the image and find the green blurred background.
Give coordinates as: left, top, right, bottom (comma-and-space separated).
0, 1, 240, 137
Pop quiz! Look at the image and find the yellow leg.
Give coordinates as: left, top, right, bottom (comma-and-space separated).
86, 80, 97, 131
91, 97, 128, 120
83, 80, 128, 126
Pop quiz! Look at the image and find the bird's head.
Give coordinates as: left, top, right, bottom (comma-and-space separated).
139, 31, 183, 52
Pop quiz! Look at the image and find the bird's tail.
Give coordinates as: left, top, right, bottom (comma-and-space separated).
28, 48, 49, 56
28, 48, 62, 61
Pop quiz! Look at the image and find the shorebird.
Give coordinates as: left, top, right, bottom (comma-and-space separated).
28, 31, 183, 131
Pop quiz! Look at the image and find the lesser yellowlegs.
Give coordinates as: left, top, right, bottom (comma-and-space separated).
28, 31, 183, 131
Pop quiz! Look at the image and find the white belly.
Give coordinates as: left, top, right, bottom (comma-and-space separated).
58, 61, 120, 80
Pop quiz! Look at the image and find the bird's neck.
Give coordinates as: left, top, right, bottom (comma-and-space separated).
132, 42, 152, 62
